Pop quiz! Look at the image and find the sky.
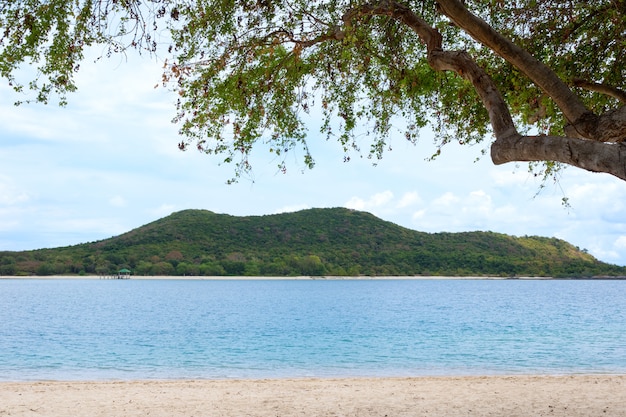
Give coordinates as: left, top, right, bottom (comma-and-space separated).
1, 52, 626, 266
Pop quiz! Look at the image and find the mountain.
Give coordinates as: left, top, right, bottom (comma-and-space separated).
1, 208, 624, 277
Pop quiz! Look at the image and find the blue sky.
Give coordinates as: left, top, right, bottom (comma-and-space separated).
1, 53, 626, 266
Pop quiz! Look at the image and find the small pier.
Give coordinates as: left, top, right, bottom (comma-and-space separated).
100, 268, 132, 279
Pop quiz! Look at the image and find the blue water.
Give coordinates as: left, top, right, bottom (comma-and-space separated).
1, 278, 625, 381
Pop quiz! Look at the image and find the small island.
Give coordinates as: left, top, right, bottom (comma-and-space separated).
1, 208, 625, 278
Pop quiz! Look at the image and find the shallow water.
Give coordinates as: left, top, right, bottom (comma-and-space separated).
1, 278, 625, 380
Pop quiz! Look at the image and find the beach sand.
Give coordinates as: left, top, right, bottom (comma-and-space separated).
1, 375, 625, 417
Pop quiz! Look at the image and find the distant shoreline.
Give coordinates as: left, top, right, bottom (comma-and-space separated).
2, 274, 625, 280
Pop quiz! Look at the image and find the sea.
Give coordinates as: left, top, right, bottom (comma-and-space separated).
1, 278, 625, 381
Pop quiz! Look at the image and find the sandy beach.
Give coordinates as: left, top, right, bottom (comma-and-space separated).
1, 375, 625, 417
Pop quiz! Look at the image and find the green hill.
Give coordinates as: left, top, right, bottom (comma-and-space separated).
1, 208, 624, 277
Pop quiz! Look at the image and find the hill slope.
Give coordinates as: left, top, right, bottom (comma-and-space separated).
1, 208, 624, 277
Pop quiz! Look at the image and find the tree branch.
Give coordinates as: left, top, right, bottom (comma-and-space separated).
342, 1, 441, 50
573, 78, 626, 104
341, 1, 626, 180
435, 0, 599, 140
492, 135, 626, 181
427, 49, 518, 140
342, 1, 517, 140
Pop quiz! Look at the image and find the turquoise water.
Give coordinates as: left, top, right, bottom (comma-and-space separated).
1, 278, 625, 381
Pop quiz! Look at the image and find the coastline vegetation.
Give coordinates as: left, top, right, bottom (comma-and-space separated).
1, 208, 624, 278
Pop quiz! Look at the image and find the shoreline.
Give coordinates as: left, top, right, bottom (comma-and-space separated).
0, 275, 541, 281
1, 375, 625, 416
3, 274, 616, 280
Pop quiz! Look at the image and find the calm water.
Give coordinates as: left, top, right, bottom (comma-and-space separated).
1, 278, 625, 381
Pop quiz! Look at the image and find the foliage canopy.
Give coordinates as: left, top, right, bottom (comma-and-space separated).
2, 1, 626, 180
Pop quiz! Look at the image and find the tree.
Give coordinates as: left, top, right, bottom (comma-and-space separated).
2, 1, 625, 181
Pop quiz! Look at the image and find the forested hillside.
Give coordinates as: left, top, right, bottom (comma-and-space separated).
1, 208, 624, 277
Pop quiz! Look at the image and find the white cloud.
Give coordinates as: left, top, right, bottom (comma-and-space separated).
615, 236, 626, 250
371, 190, 394, 206
410, 189, 544, 235
396, 191, 422, 208
0, 206, 25, 232
344, 197, 366, 210
345, 190, 394, 211
432, 192, 460, 208
461, 190, 493, 216
45, 217, 126, 236
490, 166, 535, 187
274, 204, 310, 214
587, 235, 626, 264
0, 176, 30, 205
109, 195, 127, 208
400, 182, 626, 265
566, 182, 626, 219
150, 204, 178, 219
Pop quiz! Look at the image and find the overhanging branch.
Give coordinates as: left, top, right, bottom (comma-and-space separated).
492, 135, 626, 181
341, 1, 626, 181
